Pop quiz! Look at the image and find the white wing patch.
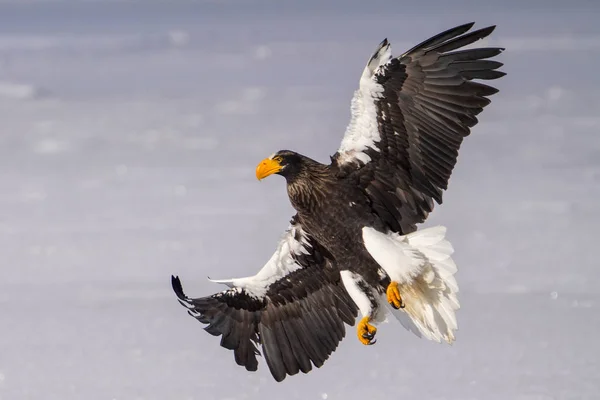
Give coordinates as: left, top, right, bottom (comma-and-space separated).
337, 39, 392, 166
208, 223, 312, 299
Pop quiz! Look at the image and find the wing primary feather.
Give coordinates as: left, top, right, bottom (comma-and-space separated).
451, 60, 504, 71
461, 69, 507, 80
234, 312, 250, 367
279, 309, 313, 373
402, 22, 475, 56
323, 305, 345, 342
439, 47, 504, 62
332, 286, 358, 325
204, 311, 230, 336
171, 275, 187, 302
220, 316, 241, 350
421, 91, 491, 108
260, 311, 288, 382
421, 81, 487, 97
429, 26, 497, 54
307, 295, 337, 351
272, 317, 300, 376
297, 301, 330, 366
462, 81, 501, 96
289, 312, 326, 367
316, 291, 345, 344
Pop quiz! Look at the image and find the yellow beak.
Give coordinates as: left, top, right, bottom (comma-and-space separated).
256, 157, 282, 180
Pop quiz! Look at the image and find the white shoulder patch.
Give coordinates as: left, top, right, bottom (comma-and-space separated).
208, 223, 312, 299
337, 39, 393, 166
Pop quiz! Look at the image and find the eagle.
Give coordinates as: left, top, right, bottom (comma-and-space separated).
172, 22, 505, 382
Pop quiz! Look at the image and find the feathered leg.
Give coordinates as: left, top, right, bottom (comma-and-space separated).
340, 270, 381, 345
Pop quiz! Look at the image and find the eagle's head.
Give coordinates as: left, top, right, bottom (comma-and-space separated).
255, 150, 306, 183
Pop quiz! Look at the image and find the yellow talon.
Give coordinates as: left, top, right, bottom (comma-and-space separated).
357, 317, 377, 345
386, 281, 405, 309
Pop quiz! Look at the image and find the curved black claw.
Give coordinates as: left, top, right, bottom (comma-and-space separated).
362, 331, 377, 345
358, 317, 378, 345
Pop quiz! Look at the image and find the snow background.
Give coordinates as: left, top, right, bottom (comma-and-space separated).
1, 1, 599, 399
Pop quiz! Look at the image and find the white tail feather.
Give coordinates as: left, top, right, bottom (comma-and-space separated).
363, 225, 460, 344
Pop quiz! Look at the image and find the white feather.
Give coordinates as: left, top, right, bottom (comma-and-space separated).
363, 225, 460, 344
208, 223, 311, 299
340, 271, 373, 318
337, 39, 393, 166
207, 277, 235, 288
362, 227, 426, 283
340, 271, 387, 324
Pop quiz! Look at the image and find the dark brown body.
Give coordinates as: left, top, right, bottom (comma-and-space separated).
286, 160, 387, 289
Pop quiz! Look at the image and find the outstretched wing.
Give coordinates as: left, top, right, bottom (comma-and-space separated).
332, 22, 505, 234
171, 216, 357, 382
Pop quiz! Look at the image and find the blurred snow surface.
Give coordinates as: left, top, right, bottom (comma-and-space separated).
0, 1, 599, 399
